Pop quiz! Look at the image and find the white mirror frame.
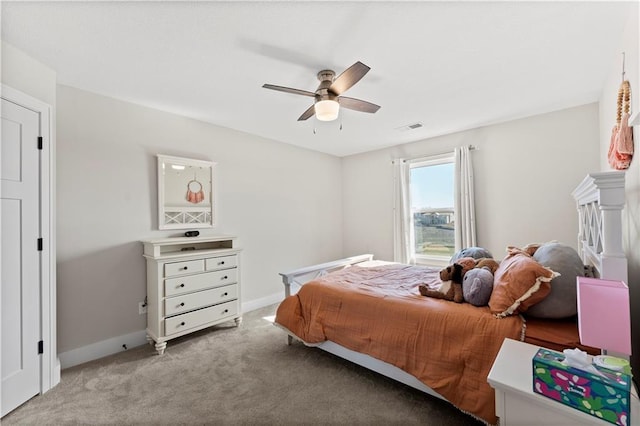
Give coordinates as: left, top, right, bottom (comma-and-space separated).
157, 154, 215, 230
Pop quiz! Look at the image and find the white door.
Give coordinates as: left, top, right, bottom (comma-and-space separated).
1, 98, 41, 416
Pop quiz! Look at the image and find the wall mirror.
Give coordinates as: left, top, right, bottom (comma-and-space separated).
157, 154, 215, 230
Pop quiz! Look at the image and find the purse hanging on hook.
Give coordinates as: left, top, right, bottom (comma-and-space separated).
186, 175, 205, 204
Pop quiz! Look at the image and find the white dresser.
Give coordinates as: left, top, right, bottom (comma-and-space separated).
142, 235, 242, 355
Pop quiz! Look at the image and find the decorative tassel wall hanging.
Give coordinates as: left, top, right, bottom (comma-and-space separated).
186, 176, 205, 204
608, 55, 634, 170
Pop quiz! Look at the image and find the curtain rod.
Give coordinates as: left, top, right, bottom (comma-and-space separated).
395, 145, 476, 164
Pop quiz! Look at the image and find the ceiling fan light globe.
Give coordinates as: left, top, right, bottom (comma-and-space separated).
315, 99, 340, 121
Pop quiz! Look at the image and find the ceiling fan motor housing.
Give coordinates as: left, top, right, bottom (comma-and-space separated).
316, 70, 336, 100
317, 70, 335, 82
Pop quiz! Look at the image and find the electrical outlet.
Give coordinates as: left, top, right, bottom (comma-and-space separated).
138, 302, 147, 315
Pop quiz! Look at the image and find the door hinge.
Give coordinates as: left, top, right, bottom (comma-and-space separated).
37, 136, 43, 150
38, 340, 44, 354
37, 238, 43, 251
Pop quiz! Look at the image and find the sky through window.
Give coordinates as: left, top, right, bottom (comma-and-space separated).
410, 163, 454, 209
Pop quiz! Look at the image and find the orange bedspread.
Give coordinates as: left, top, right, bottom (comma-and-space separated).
275, 263, 525, 425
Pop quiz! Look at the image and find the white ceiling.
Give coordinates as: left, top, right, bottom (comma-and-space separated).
1, 1, 634, 157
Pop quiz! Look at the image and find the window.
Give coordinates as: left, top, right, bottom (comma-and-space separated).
409, 154, 455, 264
394, 146, 474, 266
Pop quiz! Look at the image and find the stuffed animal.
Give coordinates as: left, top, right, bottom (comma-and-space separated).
418, 257, 476, 303
453, 256, 477, 273
419, 263, 464, 303
475, 258, 500, 275
462, 267, 494, 306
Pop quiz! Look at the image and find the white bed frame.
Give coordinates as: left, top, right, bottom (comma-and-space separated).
572, 171, 627, 283
278, 171, 628, 407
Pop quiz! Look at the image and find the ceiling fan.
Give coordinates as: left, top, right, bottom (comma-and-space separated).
262, 61, 381, 122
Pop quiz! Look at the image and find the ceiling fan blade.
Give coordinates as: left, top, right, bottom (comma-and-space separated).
329, 61, 370, 95
297, 104, 316, 121
262, 84, 316, 97
338, 96, 381, 114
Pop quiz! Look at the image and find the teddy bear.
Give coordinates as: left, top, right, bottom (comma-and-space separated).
418, 257, 476, 303
419, 263, 464, 303
462, 267, 494, 306
475, 258, 500, 275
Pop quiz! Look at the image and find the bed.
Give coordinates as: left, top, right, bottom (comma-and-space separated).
274, 171, 628, 425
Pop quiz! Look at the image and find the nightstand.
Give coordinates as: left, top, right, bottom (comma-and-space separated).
488, 338, 639, 425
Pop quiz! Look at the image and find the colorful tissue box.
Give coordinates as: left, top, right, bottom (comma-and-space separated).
532, 348, 631, 425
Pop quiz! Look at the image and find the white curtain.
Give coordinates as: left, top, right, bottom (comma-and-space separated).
454, 145, 476, 250
392, 159, 414, 264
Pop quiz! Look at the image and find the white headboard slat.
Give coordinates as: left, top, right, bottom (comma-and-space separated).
572, 171, 627, 283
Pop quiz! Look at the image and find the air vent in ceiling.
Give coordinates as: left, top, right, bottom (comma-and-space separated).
395, 122, 424, 132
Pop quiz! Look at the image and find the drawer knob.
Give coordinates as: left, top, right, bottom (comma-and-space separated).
180, 322, 185, 326
181, 266, 188, 271
219, 261, 225, 265
222, 292, 228, 297
179, 302, 185, 307
222, 275, 228, 280
223, 309, 229, 314
179, 283, 185, 288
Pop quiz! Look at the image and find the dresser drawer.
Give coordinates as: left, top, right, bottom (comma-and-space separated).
206, 255, 237, 271
164, 301, 238, 336
164, 259, 204, 277
164, 269, 238, 297
164, 284, 238, 316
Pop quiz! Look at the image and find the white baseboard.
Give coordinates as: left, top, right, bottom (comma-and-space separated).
54, 358, 61, 385
58, 330, 148, 369
58, 292, 284, 370
241, 291, 283, 313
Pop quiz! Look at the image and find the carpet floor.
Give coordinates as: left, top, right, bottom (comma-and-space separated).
3, 304, 483, 425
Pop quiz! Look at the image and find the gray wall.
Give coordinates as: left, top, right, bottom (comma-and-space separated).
1, 41, 56, 105
55, 85, 343, 353
342, 103, 600, 261
597, 7, 639, 384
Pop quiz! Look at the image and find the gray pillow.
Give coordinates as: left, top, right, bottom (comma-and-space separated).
450, 247, 493, 263
526, 242, 585, 319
